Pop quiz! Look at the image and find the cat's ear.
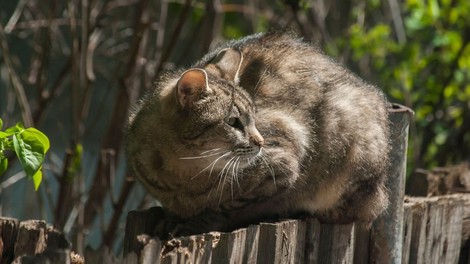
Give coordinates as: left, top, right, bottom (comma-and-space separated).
176, 68, 210, 108
212, 48, 243, 84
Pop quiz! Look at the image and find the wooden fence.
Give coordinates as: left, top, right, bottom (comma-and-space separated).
120, 194, 470, 264
1, 194, 469, 263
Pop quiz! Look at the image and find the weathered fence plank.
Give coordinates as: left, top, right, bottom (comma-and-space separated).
123, 206, 166, 257
352, 226, 370, 264
140, 237, 161, 264
243, 225, 260, 263
257, 219, 305, 264
304, 218, 321, 263
0, 218, 75, 263
0, 217, 19, 263
369, 104, 413, 264
318, 223, 355, 264
13, 220, 48, 260
441, 196, 464, 264
401, 203, 413, 264
407, 199, 428, 264
212, 228, 246, 264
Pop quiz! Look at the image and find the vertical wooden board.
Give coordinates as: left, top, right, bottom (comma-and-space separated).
211, 229, 246, 264
440, 196, 464, 264
342, 224, 355, 264
122, 252, 139, 264
294, 219, 306, 264
402, 203, 414, 264
175, 236, 195, 263
140, 238, 161, 264
408, 199, 428, 264
257, 222, 279, 264
425, 199, 445, 264
353, 225, 370, 264
198, 232, 218, 264
243, 225, 259, 264
182, 235, 201, 264
275, 219, 305, 264
0, 217, 20, 264
318, 223, 355, 264
123, 207, 166, 256
13, 220, 47, 259
304, 218, 321, 263
257, 220, 303, 264
459, 194, 470, 264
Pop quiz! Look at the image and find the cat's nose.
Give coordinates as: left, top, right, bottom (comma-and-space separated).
250, 130, 264, 147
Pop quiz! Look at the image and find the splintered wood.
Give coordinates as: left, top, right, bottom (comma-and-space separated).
0, 218, 77, 263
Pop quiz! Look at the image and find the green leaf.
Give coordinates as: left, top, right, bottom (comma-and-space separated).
0, 131, 9, 139
23, 128, 50, 153
0, 118, 3, 130
5, 122, 24, 134
32, 168, 42, 190
68, 143, 83, 175
12, 133, 45, 178
0, 156, 7, 176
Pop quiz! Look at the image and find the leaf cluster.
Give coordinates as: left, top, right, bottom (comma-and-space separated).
332, 0, 470, 171
0, 119, 50, 190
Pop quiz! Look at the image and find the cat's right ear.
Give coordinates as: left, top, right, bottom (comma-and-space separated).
212, 48, 243, 84
176, 68, 210, 108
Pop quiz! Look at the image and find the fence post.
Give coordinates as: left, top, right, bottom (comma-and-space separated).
369, 104, 413, 263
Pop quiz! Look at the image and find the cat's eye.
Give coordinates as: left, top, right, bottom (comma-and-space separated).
225, 117, 244, 130
225, 117, 237, 126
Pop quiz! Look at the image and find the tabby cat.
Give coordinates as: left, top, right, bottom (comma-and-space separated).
126, 32, 391, 237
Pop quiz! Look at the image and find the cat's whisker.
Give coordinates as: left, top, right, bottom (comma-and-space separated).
228, 156, 242, 200
259, 153, 277, 188
216, 156, 237, 204
207, 151, 232, 180
200, 148, 222, 155
206, 152, 233, 200
253, 68, 268, 98
229, 159, 237, 201
233, 157, 242, 192
180, 150, 228, 160
266, 153, 291, 180
190, 151, 231, 180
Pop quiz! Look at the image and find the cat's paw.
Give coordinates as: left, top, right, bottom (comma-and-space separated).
154, 213, 186, 240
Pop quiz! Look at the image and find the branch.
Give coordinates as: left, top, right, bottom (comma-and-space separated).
0, 23, 33, 127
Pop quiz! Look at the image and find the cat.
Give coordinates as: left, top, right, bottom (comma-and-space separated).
126, 32, 391, 238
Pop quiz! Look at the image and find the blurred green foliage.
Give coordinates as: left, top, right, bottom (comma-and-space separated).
319, 0, 470, 173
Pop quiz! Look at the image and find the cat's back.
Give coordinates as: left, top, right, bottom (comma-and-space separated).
211, 33, 385, 111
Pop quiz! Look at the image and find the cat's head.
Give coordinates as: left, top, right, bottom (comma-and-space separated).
165, 49, 264, 171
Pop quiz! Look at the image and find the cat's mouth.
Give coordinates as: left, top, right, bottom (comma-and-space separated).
232, 145, 262, 159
